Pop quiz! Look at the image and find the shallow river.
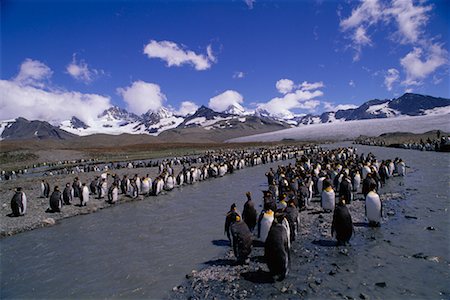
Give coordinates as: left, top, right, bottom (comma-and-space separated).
1, 143, 449, 299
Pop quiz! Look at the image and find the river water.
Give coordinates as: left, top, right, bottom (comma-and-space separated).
1, 158, 290, 298
1, 143, 449, 299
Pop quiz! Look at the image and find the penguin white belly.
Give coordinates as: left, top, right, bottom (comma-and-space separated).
82, 187, 89, 205
281, 218, 291, 250
259, 215, 274, 242
366, 192, 381, 223
141, 180, 150, 194
353, 175, 361, 192
317, 177, 325, 193
156, 180, 164, 195
218, 166, 226, 177
321, 190, 335, 211
398, 163, 406, 176
164, 177, 174, 190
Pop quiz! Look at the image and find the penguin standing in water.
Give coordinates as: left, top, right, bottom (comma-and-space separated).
229, 214, 253, 264
265, 214, 290, 281
242, 192, 257, 232
10, 187, 26, 217
365, 183, 382, 227
225, 203, 240, 241
331, 197, 353, 245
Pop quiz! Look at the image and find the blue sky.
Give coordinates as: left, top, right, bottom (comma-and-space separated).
1, 0, 449, 123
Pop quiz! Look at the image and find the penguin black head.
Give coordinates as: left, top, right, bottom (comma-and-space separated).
16, 187, 22, 192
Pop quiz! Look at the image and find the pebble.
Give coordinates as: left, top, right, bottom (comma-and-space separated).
42, 218, 55, 225
329, 270, 336, 276
359, 292, 370, 299
387, 210, 395, 216
375, 282, 387, 288
339, 249, 349, 256
426, 226, 436, 231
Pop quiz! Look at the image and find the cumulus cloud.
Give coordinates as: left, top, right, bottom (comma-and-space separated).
258, 82, 324, 119
233, 71, 245, 79
1, 59, 111, 125
66, 54, 104, 83
400, 44, 448, 86
143, 40, 216, 71
276, 79, 295, 94
14, 58, 53, 87
349, 80, 356, 87
175, 101, 199, 116
384, 68, 400, 90
324, 102, 358, 112
208, 90, 244, 112
117, 81, 166, 115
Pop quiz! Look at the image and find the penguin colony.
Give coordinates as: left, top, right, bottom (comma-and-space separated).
9, 145, 319, 217
224, 147, 406, 281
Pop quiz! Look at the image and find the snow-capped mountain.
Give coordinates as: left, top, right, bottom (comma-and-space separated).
292, 93, 450, 126
1, 93, 448, 141
223, 103, 247, 116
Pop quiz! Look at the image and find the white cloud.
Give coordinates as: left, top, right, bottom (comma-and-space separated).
384, 68, 400, 90
244, 0, 255, 9
0, 80, 110, 125
143, 40, 215, 71
66, 54, 104, 83
2, 59, 110, 125
349, 80, 356, 87
14, 58, 52, 88
340, 0, 434, 60
209, 90, 244, 112
117, 81, 166, 115
175, 101, 199, 116
386, 0, 432, 44
300, 81, 325, 91
276, 79, 295, 94
258, 83, 324, 119
400, 44, 448, 86
324, 102, 358, 112
233, 71, 245, 79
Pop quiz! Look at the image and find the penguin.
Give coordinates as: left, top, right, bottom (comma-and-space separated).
362, 164, 371, 180
339, 174, 353, 204
353, 171, 361, 193
365, 185, 382, 227
141, 177, 151, 195
62, 183, 72, 205
81, 183, 89, 206
164, 175, 175, 191
107, 183, 119, 204
257, 209, 274, 242
40, 180, 46, 198
331, 197, 353, 245
230, 215, 253, 264
224, 204, 240, 241
321, 186, 335, 212
10, 187, 26, 217
48, 186, 63, 213
317, 176, 326, 195
176, 172, 184, 186
242, 192, 257, 232
264, 215, 290, 281
43, 180, 50, 198
397, 159, 406, 176
283, 200, 299, 242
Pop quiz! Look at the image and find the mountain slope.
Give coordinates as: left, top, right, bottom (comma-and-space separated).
1, 118, 76, 140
